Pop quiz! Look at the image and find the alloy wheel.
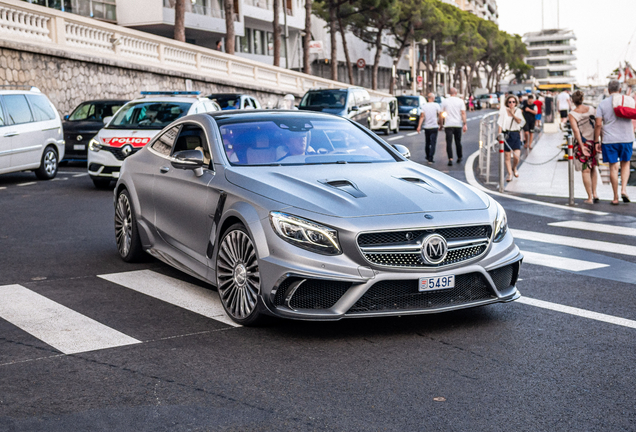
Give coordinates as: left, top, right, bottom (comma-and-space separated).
115, 193, 132, 258
43, 150, 57, 176
217, 228, 260, 320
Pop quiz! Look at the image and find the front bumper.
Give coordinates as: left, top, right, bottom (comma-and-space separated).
398, 114, 418, 126
87, 145, 140, 178
251, 213, 523, 321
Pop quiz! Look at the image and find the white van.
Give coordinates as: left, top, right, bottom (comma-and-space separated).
0, 87, 64, 180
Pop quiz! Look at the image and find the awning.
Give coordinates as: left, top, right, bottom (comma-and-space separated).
537, 84, 573, 90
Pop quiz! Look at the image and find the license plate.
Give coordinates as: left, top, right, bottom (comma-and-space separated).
73, 144, 86, 150
419, 275, 455, 292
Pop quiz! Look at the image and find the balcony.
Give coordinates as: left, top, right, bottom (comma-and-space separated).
163, 0, 227, 19
23, 0, 116, 22
243, 0, 292, 15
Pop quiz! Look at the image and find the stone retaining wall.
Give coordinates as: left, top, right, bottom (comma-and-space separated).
0, 46, 288, 115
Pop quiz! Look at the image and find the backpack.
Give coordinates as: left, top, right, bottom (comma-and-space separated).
612, 94, 636, 119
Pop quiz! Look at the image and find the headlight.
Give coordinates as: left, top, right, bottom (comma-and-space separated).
269, 212, 341, 255
374, 114, 382, 121
410, 108, 418, 115
88, 138, 102, 152
493, 201, 508, 242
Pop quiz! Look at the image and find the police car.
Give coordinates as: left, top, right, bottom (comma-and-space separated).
87, 91, 220, 188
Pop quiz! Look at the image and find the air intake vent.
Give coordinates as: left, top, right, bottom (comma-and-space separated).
320, 179, 366, 198
398, 177, 442, 194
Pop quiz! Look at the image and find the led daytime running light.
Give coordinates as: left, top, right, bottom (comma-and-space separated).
270, 212, 341, 255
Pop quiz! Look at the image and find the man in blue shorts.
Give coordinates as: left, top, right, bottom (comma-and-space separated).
594, 80, 634, 205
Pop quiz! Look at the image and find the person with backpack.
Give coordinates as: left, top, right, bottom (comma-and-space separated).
594, 80, 633, 205
568, 91, 599, 204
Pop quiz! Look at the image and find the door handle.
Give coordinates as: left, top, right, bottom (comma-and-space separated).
160, 166, 170, 173
3, 132, 19, 137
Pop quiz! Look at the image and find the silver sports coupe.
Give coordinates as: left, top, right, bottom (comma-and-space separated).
114, 110, 522, 325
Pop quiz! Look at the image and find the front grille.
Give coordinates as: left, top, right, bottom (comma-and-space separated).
273, 278, 352, 310
102, 146, 141, 161
348, 273, 496, 314
488, 262, 519, 292
357, 225, 492, 268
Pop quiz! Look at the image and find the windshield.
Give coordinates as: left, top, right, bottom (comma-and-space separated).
217, 116, 397, 166
210, 95, 241, 109
397, 97, 419, 107
299, 90, 348, 109
372, 102, 388, 111
107, 101, 191, 129
68, 102, 125, 121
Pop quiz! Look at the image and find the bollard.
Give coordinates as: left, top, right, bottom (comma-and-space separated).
498, 133, 505, 193
567, 135, 574, 206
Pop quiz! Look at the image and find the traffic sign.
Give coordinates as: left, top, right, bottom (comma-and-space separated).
416, 75, 423, 83
356, 58, 366, 69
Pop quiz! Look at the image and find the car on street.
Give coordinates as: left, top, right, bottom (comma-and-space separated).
0, 86, 64, 180
397, 95, 425, 127
114, 110, 522, 325
208, 93, 262, 110
63, 99, 128, 161
88, 91, 220, 188
370, 96, 400, 134
476, 93, 500, 109
298, 87, 372, 128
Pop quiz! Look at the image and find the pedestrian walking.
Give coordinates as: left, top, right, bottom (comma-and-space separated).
498, 95, 525, 182
441, 87, 467, 166
468, 95, 475, 112
534, 94, 544, 129
557, 89, 572, 126
522, 94, 538, 150
416, 92, 442, 164
568, 90, 599, 204
594, 80, 633, 205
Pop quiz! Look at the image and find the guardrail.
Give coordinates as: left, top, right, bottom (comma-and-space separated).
0, 0, 390, 98
477, 111, 500, 185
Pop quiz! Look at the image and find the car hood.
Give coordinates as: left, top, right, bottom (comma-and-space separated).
96, 128, 160, 148
225, 162, 489, 217
62, 120, 104, 134
298, 107, 345, 116
398, 106, 417, 113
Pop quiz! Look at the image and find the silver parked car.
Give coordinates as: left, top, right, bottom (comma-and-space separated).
114, 110, 522, 325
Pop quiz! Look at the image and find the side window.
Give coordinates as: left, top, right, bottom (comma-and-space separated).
150, 125, 180, 156
0, 103, 5, 127
172, 124, 212, 165
3, 95, 34, 125
27, 95, 57, 121
348, 91, 357, 108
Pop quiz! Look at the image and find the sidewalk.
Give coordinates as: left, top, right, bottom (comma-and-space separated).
504, 124, 636, 203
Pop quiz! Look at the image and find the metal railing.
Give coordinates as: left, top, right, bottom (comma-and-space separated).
477, 111, 500, 186
3, 0, 390, 98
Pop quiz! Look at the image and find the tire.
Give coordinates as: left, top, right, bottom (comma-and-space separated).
114, 189, 145, 263
34, 146, 58, 180
395, 122, 400, 134
216, 223, 265, 326
92, 177, 112, 189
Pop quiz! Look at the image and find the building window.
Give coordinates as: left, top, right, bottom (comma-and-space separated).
253, 29, 264, 55
25, 0, 116, 21
236, 30, 251, 53
267, 32, 274, 56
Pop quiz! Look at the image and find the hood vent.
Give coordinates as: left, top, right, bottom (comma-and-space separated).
398, 177, 443, 194
320, 179, 366, 198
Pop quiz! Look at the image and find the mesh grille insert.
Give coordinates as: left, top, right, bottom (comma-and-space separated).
363, 245, 487, 268
348, 273, 495, 314
488, 263, 518, 292
273, 278, 352, 310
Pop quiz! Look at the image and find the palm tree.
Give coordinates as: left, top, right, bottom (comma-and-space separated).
174, 0, 186, 42
224, 0, 236, 54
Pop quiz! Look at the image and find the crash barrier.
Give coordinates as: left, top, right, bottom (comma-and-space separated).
0, 0, 390, 98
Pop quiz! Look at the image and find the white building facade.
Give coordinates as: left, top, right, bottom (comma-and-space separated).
523, 29, 577, 88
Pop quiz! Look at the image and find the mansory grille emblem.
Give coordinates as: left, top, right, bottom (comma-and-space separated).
421, 234, 448, 264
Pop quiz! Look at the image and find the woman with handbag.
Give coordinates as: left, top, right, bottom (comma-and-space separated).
498, 95, 525, 182
568, 90, 599, 204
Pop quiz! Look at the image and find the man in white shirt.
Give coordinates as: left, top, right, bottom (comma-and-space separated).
557, 89, 572, 125
440, 87, 467, 166
416, 92, 442, 164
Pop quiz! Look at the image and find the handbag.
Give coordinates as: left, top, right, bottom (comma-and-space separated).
612, 94, 636, 119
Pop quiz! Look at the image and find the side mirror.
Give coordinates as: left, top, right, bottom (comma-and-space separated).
349, 106, 359, 112
171, 150, 205, 171
391, 144, 411, 159
64, 115, 69, 121
103, 116, 113, 125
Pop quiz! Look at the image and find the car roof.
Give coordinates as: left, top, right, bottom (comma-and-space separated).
75, 99, 129, 104
127, 97, 203, 104
209, 93, 249, 97
204, 109, 345, 121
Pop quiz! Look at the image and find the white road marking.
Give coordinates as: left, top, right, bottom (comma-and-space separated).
512, 229, 636, 257
387, 135, 405, 141
0, 284, 141, 355
464, 150, 609, 216
548, 221, 636, 238
51, 177, 69, 181
17, 182, 36, 187
73, 173, 89, 178
98, 270, 240, 327
0, 187, 5, 190
518, 296, 636, 330
520, 250, 609, 271
407, 132, 418, 136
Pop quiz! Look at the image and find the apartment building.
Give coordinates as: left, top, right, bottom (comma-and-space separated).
523, 29, 577, 88
442, 0, 498, 24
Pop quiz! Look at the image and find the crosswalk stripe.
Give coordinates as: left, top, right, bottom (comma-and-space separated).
511, 228, 636, 257
517, 296, 636, 330
98, 270, 240, 327
520, 250, 609, 271
73, 173, 88, 178
548, 221, 636, 238
387, 135, 404, 141
17, 182, 36, 187
0, 284, 141, 354
407, 132, 418, 136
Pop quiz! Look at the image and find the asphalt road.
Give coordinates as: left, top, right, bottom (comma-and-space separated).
1, 110, 635, 431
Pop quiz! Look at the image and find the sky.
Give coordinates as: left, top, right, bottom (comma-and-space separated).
496, 0, 636, 86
